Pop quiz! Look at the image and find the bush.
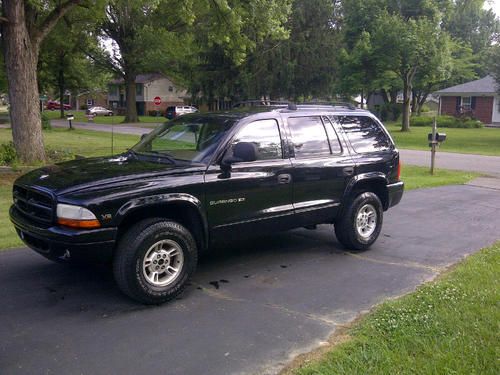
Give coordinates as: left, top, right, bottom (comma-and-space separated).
41, 112, 52, 130
0, 141, 17, 165
410, 115, 483, 128
148, 110, 164, 117
380, 103, 402, 122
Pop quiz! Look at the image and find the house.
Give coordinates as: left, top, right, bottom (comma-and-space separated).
108, 73, 189, 115
435, 75, 500, 124
73, 90, 108, 110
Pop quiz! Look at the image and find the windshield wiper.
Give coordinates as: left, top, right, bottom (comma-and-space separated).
138, 151, 177, 164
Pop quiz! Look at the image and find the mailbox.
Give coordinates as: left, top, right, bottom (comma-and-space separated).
66, 114, 75, 121
428, 132, 447, 143
436, 132, 446, 142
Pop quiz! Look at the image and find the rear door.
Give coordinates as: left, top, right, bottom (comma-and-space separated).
285, 115, 355, 226
205, 118, 295, 240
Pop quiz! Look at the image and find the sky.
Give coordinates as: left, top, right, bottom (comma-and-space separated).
485, 0, 500, 16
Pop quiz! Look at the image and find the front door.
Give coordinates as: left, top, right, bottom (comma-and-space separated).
205, 118, 294, 241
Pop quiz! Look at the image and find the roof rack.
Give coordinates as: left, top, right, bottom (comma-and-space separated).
299, 101, 357, 110
232, 100, 289, 108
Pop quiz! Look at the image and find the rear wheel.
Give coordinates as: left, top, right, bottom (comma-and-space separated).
335, 192, 383, 251
113, 219, 197, 304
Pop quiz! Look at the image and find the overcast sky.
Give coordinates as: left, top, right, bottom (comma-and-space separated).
485, 0, 500, 16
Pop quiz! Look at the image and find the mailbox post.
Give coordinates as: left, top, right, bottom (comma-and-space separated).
428, 117, 447, 175
66, 113, 74, 130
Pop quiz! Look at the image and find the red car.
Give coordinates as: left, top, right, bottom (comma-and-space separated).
46, 101, 71, 110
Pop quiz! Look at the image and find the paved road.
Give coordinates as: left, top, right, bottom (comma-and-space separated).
51, 119, 158, 136
400, 149, 500, 176
1, 184, 499, 375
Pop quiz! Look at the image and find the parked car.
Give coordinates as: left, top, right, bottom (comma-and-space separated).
87, 106, 113, 116
46, 101, 71, 110
165, 105, 198, 119
10, 103, 404, 304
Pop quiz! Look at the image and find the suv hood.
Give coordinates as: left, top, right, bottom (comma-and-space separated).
15, 155, 202, 195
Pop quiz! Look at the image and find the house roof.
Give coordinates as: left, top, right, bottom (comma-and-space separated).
435, 75, 498, 95
110, 73, 167, 85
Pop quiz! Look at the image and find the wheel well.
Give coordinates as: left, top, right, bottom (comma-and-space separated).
349, 179, 389, 210
116, 203, 207, 252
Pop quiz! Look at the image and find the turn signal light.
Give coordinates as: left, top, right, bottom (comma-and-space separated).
57, 218, 101, 229
397, 160, 402, 181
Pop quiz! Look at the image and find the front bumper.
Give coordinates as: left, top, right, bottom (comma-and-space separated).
10, 206, 117, 262
387, 181, 404, 208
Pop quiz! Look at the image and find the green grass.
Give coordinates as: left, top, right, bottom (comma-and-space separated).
402, 165, 479, 190
0, 174, 22, 249
294, 241, 500, 375
0, 127, 140, 160
43, 110, 165, 124
386, 123, 500, 156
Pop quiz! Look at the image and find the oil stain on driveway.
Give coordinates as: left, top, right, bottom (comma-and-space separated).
1, 184, 499, 375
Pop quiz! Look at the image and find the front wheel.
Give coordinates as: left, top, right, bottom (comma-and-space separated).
335, 192, 383, 251
113, 219, 197, 304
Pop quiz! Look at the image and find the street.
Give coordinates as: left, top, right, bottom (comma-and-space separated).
1, 184, 499, 375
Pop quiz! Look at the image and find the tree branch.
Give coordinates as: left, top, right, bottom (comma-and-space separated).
33, 0, 84, 46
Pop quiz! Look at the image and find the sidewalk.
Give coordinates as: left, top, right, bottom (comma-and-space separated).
51, 119, 157, 135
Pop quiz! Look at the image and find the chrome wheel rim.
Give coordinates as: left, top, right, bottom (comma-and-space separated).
356, 204, 377, 239
142, 239, 184, 287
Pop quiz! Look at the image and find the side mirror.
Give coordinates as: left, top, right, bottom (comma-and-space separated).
220, 142, 258, 174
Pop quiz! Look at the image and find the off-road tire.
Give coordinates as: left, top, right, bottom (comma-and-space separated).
335, 192, 383, 251
113, 219, 197, 304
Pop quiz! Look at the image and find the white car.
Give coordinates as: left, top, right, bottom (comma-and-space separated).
166, 105, 198, 119
87, 106, 113, 116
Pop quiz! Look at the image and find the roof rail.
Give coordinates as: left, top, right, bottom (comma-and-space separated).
232, 100, 289, 108
299, 101, 357, 110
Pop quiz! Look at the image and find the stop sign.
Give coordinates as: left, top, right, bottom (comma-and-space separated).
154, 96, 161, 106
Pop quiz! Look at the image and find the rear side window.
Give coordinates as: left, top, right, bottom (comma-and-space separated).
337, 116, 392, 153
232, 119, 283, 160
287, 116, 331, 158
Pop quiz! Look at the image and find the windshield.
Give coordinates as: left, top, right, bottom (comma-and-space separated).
131, 115, 236, 164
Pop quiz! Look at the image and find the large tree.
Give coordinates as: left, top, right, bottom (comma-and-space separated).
97, 0, 291, 122
0, 0, 88, 163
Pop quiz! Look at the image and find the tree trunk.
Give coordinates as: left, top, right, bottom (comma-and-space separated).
58, 54, 65, 119
2, 1, 46, 163
411, 88, 417, 114
124, 72, 138, 123
417, 93, 429, 116
402, 76, 412, 132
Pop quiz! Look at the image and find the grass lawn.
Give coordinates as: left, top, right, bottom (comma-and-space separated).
401, 165, 479, 190
43, 110, 166, 124
292, 241, 500, 375
0, 127, 140, 160
386, 123, 500, 156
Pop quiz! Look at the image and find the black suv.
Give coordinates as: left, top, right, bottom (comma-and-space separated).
10, 104, 403, 304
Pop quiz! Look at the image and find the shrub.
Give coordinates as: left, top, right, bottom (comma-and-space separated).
148, 110, 164, 117
41, 112, 52, 130
0, 141, 17, 165
379, 103, 402, 122
410, 115, 483, 128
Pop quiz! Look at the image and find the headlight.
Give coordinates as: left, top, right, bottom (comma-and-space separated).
56, 204, 101, 229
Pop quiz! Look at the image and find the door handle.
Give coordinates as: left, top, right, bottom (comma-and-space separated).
277, 173, 292, 184
342, 166, 355, 176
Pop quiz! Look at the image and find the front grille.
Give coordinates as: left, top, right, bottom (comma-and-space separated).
13, 185, 55, 225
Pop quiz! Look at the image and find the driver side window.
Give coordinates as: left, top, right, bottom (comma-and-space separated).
231, 119, 283, 161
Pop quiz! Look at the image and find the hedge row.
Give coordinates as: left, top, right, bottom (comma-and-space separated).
410, 115, 483, 128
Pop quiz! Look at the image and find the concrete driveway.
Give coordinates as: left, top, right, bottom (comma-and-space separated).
1, 184, 499, 375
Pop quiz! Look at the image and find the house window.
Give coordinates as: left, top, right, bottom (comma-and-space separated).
136, 84, 143, 96
461, 96, 472, 110
109, 85, 118, 96
168, 86, 173, 92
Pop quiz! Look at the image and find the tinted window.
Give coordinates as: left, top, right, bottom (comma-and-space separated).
232, 119, 282, 160
337, 116, 391, 153
322, 116, 342, 154
288, 116, 331, 158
